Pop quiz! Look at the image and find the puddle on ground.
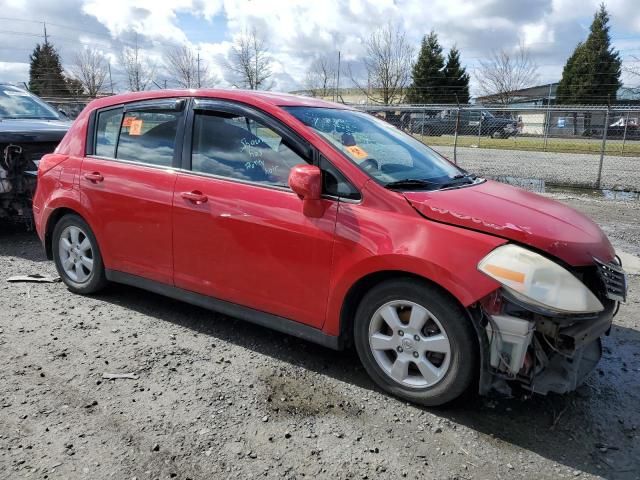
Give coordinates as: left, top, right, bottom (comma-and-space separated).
490, 175, 640, 200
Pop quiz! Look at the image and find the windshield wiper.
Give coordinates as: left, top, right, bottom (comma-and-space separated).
438, 173, 477, 189
384, 178, 440, 190
385, 174, 477, 191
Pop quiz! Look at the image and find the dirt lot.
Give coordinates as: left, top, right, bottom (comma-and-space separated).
1, 192, 639, 480
428, 144, 640, 191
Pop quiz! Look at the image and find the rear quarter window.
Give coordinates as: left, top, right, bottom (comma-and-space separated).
95, 108, 123, 158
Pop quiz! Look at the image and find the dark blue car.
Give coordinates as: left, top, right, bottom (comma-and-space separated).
0, 84, 69, 222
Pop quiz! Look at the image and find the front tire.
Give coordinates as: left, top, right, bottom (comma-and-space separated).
354, 279, 478, 406
52, 214, 107, 294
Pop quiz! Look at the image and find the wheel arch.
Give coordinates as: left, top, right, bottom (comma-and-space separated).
337, 270, 470, 348
44, 207, 90, 260
337, 269, 490, 396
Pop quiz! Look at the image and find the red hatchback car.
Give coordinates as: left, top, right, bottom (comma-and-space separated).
33, 90, 627, 406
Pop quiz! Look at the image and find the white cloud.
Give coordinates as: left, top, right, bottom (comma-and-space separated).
0, 0, 638, 94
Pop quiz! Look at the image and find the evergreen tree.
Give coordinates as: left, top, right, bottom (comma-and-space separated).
444, 46, 470, 104
556, 3, 621, 104
406, 31, 446, 103
29, 41, 71, 97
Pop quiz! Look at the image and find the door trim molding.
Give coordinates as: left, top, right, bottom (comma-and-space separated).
105, 270, 342, 350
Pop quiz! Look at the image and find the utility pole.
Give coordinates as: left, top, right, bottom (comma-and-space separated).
134, 33, 141, 91
108, 62, 114, 94
43, 22, 48, 44
197, 50, 201, 88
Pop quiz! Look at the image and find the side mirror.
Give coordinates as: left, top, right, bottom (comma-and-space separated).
288, 164, 324, 217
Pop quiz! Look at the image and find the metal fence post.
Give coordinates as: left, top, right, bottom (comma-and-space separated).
596, 106, 610, 189
543, 107, 550, 152
453, 107, 460, 164
621, 110, 630, 157
421, 108, 425, 137
477, 111, 482, 146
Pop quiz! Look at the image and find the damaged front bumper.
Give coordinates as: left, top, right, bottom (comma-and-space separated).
1, 144, 48, 224
474, 259, 626, 397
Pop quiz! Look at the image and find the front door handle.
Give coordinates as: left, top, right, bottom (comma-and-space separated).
84, 172, 104, 183
181, 190, 208, 204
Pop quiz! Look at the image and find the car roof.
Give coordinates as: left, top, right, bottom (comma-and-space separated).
86, 89, 353, 112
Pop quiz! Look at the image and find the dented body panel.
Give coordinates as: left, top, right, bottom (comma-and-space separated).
403, 180, 616, 266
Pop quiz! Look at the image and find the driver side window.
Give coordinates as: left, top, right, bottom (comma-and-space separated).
191, 111, 308, 187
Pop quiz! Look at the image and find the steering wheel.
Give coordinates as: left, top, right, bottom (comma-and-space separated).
360, 158, 379, 172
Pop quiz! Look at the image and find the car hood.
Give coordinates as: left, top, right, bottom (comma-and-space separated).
403, 180, 615, 266
0, 118, 70, 143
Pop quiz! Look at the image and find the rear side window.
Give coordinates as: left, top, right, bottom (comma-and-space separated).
95, 108, 123, 158
116, 110, 181, 167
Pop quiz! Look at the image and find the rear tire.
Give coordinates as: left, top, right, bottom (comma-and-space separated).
354, 279, 478, 406
52, 214, 107, 294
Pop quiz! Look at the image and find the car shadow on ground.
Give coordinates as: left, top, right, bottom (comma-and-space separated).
92, 281, 639, 480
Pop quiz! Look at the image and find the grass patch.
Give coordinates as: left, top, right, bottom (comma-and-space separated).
413, 134, 640, 157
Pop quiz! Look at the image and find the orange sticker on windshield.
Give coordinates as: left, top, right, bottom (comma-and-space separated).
129, 119, 143, 136
122, 116, 135, 127
346, 145, 368, 159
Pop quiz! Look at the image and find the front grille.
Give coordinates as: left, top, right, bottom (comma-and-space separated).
594, 258, 627, 302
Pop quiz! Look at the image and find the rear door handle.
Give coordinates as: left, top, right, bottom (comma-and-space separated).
84, 172, 104, 183
181, 190, 208, 204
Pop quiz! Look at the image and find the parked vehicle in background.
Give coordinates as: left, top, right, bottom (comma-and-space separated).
0, 84, 69, 223
606, 116, 640, 139
411, 109, 518, 138
34, 89, 626, 406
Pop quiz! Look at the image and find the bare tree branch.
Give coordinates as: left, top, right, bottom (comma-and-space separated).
475, 44, 538, 104
625, 56, 640, 93
119, 37, 155, 92
348, 22, 414, 105
227, 28, 273, 90
304, 54, 337, 97
70, 48, 108, 97
163, 44, 217, 88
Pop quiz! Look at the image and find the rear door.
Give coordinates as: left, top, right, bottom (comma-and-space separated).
81, 99, 185, 284
172, 100, 338, 328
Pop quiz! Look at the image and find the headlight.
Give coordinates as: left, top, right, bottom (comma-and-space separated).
478, 244, 604, 314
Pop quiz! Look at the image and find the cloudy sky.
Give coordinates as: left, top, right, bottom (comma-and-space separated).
1, 0, 639, 97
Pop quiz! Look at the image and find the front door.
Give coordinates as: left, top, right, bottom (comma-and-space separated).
81, 100, 185, 284
172, 102, 337, 328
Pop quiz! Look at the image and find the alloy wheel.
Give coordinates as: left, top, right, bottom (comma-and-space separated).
58, 225, 94, 284
368, 300, 452, 389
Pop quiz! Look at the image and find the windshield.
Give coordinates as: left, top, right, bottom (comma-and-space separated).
284, 106, 470, 189
0, 85, 60, 120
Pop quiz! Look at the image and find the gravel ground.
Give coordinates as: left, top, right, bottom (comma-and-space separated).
1, 192, 639, 480
431, 145, 640, 191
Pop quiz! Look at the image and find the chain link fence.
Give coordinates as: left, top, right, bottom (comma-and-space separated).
358, 104, 640, 192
